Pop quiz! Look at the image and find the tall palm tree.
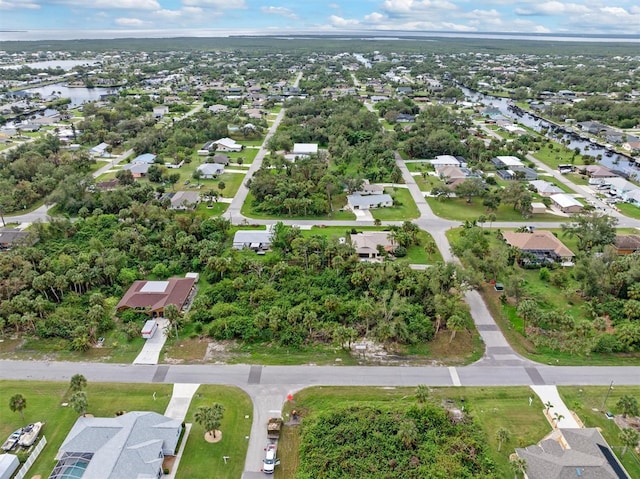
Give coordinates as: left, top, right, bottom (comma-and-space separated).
510, 456, 527, 479
447, 314, 466, 344
70, 391, 88, 417
496, 427, 511, 452
9, 394, 27, 420
69, 374, 87, 393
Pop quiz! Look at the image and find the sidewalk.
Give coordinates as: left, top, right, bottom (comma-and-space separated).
530, 385, 580, 428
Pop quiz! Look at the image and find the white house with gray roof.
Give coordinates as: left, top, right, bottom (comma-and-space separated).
347, 193, 393, 210
49, 411, 182, 479
233, 227, 273, 250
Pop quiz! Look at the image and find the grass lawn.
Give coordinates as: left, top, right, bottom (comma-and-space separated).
193, 201, 230, 217
178, 385, 252, 479
617, 202, 640, 220
565, 172, 592, 186
0, 381, 172, 479
531, 146, 587, 170
427, 196, 563, 222
227, 148, 259, 165
276, 386, 550, 479
559, 386, 640, 479
370, 188, 419, 221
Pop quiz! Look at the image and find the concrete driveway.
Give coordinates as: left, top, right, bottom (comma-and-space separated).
133, 318, 169, 365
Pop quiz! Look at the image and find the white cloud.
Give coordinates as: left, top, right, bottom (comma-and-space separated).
364, 11, 385, 23
515, 1, 591, 16
115, 17, 147, 26
329, 15, 360, 26
182, 0, 246, 8
52, 0, 160, 8
382, 0, 458, 15
0, 0, 39, 9
261, 6, 298, 19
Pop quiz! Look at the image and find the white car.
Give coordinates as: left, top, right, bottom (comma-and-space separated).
263, 444, 278, 474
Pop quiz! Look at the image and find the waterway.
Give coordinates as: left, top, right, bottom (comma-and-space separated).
0, 59, 98, 71
460, 87, 639, 176
21, 83, 118, 108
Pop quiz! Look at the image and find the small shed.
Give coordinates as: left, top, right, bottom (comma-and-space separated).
0, 454, 19, 479
141, 320, 158, 339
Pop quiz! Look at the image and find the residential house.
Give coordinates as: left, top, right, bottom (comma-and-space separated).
0, 229, 30, 250
491, 156, 524, 169
233, 228, 273, 251
502, 230, 575, 264
515, 428, 630, 479
289, 143, 318, 160
121, 163, 151, 178
395, 113, 415, 123
208, 104, 228, 114
430, 155, 465, 168
623, 189, 640, 206
153, 105, 169, 118
211, 154, 230, 165
580, 165, 618, 183
608, 177, 638, 197
623, 137, 640, 152
213, 137, 242, 152
350, 232, 395, 259
49, 411, 183, 479
497, 166, 538, 181
196, 163, 224, 179
131, 153, 157, 165
116, 276, 196, 316
89, 142, 110, 157
168, 191, 200, 210
358, 179, 385, 195
95, 179, 119, 191
529, 180, 563, 197
550, 194, 583, 213
614, 234, 640, 255
347, 193, 393, 210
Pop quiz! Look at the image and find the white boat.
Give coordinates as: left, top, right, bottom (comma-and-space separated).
1, 429, 22, 451
18, 422, 43, 447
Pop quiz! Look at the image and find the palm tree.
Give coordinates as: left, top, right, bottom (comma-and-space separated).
164, 304, 180, 340
553, 412, 564, 427
620, 428, 640, 456
70, 391, 88, 417
496, 427, 511, 452
616, 395, 639, 418
69, 374, 87, 393
447, 314, 466, 344
397, 420, 418, 448
415, 384, 429, 404
544, 401, 554, 414
510, 456, 527, 479
9, 393, 27, 420
194, 406, 215, 438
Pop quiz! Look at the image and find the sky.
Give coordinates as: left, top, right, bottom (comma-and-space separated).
0, 0, 639, 40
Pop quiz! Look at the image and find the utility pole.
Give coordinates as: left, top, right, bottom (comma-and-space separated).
602, 381, 614, 410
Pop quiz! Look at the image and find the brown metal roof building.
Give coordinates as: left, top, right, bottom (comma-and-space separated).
502, 230, 575, 263
116, 277, 196, 316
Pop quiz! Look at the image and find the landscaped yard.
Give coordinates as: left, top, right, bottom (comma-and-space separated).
241, 192, 356, 221
178, 385, 252, 479
427, 196, 563, 222
370, 187, 419, 221
616, 202, 640, 220
0, 381, 172, 479
276, 386, 550, 479
559, 386, 640, 479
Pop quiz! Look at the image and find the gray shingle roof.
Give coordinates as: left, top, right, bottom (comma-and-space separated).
54, 411, 182, 479
516, 428, 630, 479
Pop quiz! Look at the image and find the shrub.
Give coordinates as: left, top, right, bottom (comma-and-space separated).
539, 267, 550, 282
394, 246, 407, 257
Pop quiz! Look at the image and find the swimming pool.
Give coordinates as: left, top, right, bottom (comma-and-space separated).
48, 452, 92, 479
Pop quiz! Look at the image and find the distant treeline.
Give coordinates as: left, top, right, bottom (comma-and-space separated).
0, 36, 639, 56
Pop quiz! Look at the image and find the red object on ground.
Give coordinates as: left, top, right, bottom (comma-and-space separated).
287, 393, 294, 401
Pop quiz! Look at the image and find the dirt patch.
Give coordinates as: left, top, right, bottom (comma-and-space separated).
204, 430, 223, 443
162, 455, 176, 473
203, 341, 239, 363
